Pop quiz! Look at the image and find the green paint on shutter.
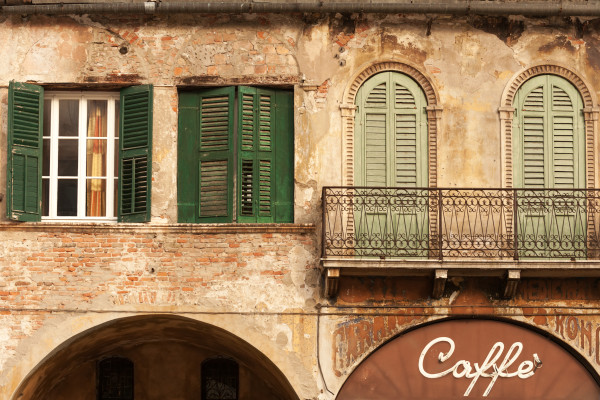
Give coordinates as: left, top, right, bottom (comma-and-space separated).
514, 75, 584, 189
197, 87, 235, 222
237, 87, 293, 223
6, 81, 43, 221
355, 72, 428, 256
355, 72, 427, 187
513, 75, 585, 258
119, 84, 153, 222
177, 92, 199, 222
273, 90, 294, 223
237, 87, 274, 222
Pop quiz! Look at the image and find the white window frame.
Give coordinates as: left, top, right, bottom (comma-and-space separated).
42, 91, 120, 221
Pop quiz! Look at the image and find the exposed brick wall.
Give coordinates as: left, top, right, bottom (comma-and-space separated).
0, 224, 318, 373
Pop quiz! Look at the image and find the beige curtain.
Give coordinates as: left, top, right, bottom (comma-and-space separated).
86, 103, 107, 216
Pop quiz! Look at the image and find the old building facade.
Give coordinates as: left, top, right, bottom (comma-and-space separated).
2, 0, 600, 398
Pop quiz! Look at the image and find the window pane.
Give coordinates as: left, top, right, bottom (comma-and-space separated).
43, 138, 51, 176
43, 100, 51, 137
58, 100, 79, 137
42, 178, 49, 217
87, 139, 107, 177
86, 179, 106, 217
57, 179, 77, 216
98, 357, 134, 400
57, 139, 78, 176
202, 359, 238, 400
88, 100, 107, 138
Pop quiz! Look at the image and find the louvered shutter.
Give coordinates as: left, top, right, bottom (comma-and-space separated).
357, 75, 388, 187
392, 76, 427, 188
196, 87, 234, 222
6, 81, 44, 221
520, 85, 546, 188
551, 81, 583, 188
119, 85, 153, 222
238, 86, 276, 223
355, 72, 427, 187
514, 75, 584, 189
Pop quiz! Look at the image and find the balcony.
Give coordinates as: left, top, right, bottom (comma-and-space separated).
321, 187, 600, 297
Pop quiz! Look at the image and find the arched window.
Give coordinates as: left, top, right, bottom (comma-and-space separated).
202, 357, 239, 400
513, 74, 585, 189
354, 71, 428, 187
512, 74, 586, 258
97, 357, 134, 400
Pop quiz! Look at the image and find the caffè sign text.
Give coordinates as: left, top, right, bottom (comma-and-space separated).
418, 337, 542, 397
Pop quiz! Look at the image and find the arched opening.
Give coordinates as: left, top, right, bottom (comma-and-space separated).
11, 315, 298, 400
337, 318, 600, 399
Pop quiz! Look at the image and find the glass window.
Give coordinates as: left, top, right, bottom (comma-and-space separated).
202, 358, 238, 400
42, 92, 119, 220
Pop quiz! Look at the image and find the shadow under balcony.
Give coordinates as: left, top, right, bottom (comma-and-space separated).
321, 187, 600, 298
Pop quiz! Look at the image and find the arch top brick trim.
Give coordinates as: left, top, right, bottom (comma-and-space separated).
501, 63, 597, 108
343, 60, 440, 106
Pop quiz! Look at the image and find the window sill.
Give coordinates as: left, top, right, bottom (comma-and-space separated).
0, 221, 315, 234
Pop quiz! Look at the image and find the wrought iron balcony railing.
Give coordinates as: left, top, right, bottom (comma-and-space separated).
322, 187, 600, 260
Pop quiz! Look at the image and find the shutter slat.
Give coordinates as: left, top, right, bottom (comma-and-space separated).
395, 113, 417, 186
365, 82, 387, 108
199, 159, 229, 216
196, 88, 234, 222
522, 114, 545, 188
395, 83, 416, 109
201, 95, 231, 152
523, 86, 544, 111
365, 112, 387, 187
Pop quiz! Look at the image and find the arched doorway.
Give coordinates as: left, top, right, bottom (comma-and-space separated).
337, 318, 600, 399
11, 315, 298, 400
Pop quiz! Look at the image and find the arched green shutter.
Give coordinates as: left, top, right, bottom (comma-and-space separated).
354, 72, 428, 256
6, 81, 44, 221
513, 75, 585, 258
514, 75, 584, 189
355, 72, 428, 187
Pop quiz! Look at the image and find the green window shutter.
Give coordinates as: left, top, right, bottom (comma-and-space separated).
6, 81, 43, 221
178, 92, 200, 222
514, 75, 584, 189
238, 86, 275, 223
273, 90, 294, 223
358, 75, 388, 187
197, 87, 234, 222
119, 84, 153, 222
237, 87, 293, 223
355, 72, 427, 188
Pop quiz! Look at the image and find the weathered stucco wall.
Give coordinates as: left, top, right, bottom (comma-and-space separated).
2, 10, 600, 400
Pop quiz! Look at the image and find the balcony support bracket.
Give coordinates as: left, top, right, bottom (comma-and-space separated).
433, 269, 448, 299
504, 269, 521, 299
325, 268, 340, 298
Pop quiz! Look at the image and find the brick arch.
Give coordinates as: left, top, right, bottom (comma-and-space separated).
343, 60, 440, 107
499, 63, 599, 188
340, 60, 442, 187
501, 63, 595, 109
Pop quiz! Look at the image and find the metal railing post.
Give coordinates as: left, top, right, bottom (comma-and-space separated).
322, 186, 327, 259
513, 189, 519, 261
438, 189, 443, 260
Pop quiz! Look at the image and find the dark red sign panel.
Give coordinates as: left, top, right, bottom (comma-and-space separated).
337, 319, 600, 400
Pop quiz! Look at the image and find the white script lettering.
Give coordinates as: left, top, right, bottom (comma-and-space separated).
418, 337, 540, 397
